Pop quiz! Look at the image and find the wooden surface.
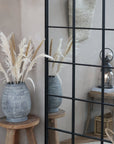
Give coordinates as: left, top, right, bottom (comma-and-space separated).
26, 127, 37, 144
48, 118, 59, 144
5, 129, 16, 144
48, 109, 65, 144
0, 115, 40, 129
48, 109, 65, 119
14, 130, 20, 144
84, 101, 93, 134
0, 115, 40, 144
88, 90, 114, 99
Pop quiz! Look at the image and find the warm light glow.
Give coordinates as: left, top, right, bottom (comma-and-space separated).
104, 73, 109, 83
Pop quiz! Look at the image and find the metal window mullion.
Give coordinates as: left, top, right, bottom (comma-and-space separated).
72, 0, 76, 144
101, 0, 105, 143
48, 94, 114, 107
45, 0, 49, 143
48, 25, 114, 32
48, 60, 102, 68
48, 60, 114, 69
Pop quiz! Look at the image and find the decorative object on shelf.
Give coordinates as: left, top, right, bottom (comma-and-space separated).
48, 38, 72, 113
68, 0, 96, 42
98, 48, 114, 89
94, 113, 112, 136
2, 83, 31, 122
0, 32, 52, 122
48, 76, 62, 113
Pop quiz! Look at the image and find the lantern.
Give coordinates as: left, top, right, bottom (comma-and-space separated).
98, 48, 114, 89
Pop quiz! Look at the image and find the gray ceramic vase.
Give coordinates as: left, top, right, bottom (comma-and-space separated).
48, 76, 62, 113
2, 82, 31, 122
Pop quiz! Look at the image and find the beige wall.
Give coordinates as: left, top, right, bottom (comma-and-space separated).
0, 0, 44, 144
20, 0, 44, 144
0, 0, 21, 41
0, 0, 22, 144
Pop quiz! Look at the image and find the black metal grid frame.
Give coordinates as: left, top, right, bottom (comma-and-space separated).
45, 0, 112, 143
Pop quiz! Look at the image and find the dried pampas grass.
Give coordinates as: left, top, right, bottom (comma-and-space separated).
0, 32, 52, 84
49, 38, 72, 76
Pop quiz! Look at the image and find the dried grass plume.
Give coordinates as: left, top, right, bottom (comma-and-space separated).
0, 32, 53, 84
49, 38, 72, 76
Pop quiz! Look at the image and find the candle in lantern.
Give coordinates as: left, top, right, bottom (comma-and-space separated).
104, 73, 108, 83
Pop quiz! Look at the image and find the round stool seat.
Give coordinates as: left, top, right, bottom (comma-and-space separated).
48, 109, 65, 119
0, 115, 40, 130
0, 114, 40, 144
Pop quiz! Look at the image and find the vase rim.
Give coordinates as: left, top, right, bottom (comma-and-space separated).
48, 75, 56, 77
7, 82, 25, 85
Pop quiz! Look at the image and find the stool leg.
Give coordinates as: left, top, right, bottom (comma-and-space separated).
83, 102, 92, 134
5, 129, 16, 144
14, 130, 20, 144
48, 119, 59, 144
26, 127, 37, 144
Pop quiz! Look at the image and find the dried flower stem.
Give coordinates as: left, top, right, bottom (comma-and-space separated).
49, 38, 72, 75
56, 39, 72, 74
49, 39, 53, 56
32, 40, 45, 61
25, 40, 31, 56
52, 38, 63, 69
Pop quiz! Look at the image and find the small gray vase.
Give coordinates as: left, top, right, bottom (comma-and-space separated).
48, 76, 62, 113
2, 82, 31, 122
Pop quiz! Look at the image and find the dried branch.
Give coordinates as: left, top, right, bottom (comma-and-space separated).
49, 39, 53, 56
32, 40, 45, 61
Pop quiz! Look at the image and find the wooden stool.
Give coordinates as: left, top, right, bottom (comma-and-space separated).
84, 87, 114, 134
0, 115, 40, 144
48, 109, 65, 144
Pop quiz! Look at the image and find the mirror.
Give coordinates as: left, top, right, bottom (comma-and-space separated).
48, 0, 114, 144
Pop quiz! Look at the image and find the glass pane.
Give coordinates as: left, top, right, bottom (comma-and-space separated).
75, 136, 101, 144
75, 66, 101, 100
48, 99, 72, 132
58, 132, 72, 144
75, 101, 101, 135
49, 0, 68, 27
49, 0, 102, 28
49, 28, 72, 63
75, 30, 102, 66
48, 63, 72, 98
106, 0, 114, 29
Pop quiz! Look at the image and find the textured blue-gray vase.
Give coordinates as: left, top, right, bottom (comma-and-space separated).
2, 82, 31, 122
48, 76, 62, 113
